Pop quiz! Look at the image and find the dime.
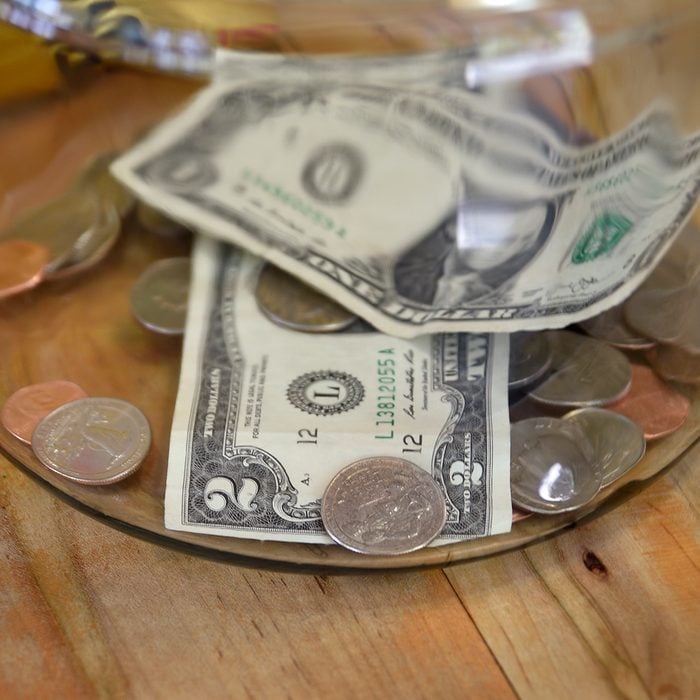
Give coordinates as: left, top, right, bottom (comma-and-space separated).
608, 364, 690, 440
646, 344, 700, 385
130, 257, 191, 335
563, 407, 646, 488
32, 397, 151, 485
256, 263, 358, 333
44, 204, 121, 280
508, 332, 552, 390
579, 304, 655, 350
0, 239, 51, 299
136, 202, 191, 238
1, 380, 88, 444
321, 456, 446, 555
528, 331, 631, 408
510, 417, 602, 514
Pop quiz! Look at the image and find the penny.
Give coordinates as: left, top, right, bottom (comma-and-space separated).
563, 407, 646, 488
131, 257, 191, 335
607, 364, 690, 440
44, 204, 121, 280
508, 332, 552, 390
136, 202, 191, 238
321, 456, 446, 555
32, 397, 151, 485
1, 381, 88, 444
510, 417, 602, 514
0, 190, 103, 269
256, 263, 357, 333
0, 239, 51, 299
512, 508, 532, 523
579, 304, 656, 350
646, 344, 700, 385
528, 331, 631, 408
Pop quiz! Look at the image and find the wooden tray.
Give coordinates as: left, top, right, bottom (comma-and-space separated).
2, 218, 699, 571
2, 67, 699, 571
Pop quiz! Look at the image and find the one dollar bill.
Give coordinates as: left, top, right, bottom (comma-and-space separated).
113, 71, 700, 337
164, 237, 511, 544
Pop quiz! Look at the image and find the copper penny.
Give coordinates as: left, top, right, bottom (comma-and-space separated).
1, 380, 88, 443
0, 239, 51, 299
512, 508, 532, 523
607, 364, 690, 440
646, 344, 700, 385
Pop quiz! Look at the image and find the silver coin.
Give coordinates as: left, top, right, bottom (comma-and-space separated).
563, 407, 646, 488
78, 152, 135, 218
510, 417, 603, 514
321, 456, 446, 555
32, 397, 151, 485
579, 304, 656, 350
44, 204, 121, 280
508, 332, 552, 390
646, 344, 700, 385
136, 202, 191, 238
131, 257, 191, 335
256, 263, 357, 333
528, 331, 631, 408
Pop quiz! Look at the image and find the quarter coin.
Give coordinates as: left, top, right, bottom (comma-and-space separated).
563, 407, 646, 488
607, 364, 690, 440
508, 332, 552, 390
0, 239, 51, 299
256, 263, 358, 333
528, 331, 631, 408
1, 380, 88, 444
579, 304, 656, 350
510, 417, 602, 514
131, 257, 191, 335
321, 456, 446, 555
32, 397, 151, 485
77, 152, 135, 218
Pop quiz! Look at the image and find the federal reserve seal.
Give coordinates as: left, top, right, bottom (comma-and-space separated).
287, 370, 364, 416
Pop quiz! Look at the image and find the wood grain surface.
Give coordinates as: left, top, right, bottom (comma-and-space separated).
0, 33, 699, 698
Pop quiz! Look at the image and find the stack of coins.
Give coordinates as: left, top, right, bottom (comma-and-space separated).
0, 154, 132, 298
1, 382, 151, 485
506, 224, 699, 518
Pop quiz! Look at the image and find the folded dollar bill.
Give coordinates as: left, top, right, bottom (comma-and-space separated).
113, 63, 700, 337
164, 237, 511, 544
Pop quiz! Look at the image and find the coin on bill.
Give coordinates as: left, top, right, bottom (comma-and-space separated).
563, 407, 646, 488
256, 263, 358, 333
528, 331, 631, 408
1, 380, 88, 444
0, 239, 51, 299
32, 397, 151, 485
130, 257, 191, 334
607, 364, 690, 440
321, 456, 446, 555
510, 417, 602, 514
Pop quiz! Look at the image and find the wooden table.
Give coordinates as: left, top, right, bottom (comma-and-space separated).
1, 441, 697, 698
1, 47, 699, 699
